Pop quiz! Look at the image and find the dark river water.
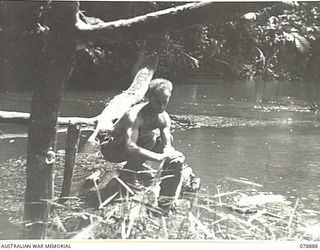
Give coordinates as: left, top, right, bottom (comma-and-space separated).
1, 80, 320, 212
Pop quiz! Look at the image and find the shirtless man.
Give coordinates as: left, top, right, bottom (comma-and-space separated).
100, 78, 183, 186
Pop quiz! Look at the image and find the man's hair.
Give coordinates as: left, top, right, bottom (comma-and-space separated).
146, 78, 173, 97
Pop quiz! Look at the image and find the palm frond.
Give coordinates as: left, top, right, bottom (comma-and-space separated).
162, 35, 201, 69
292, 32, 311, 54
283, 31, 310, 54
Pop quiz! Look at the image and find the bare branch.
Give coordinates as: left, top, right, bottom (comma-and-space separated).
76, 2, 212, 32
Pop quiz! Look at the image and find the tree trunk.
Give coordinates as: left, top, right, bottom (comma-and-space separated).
23, 2, 77, 239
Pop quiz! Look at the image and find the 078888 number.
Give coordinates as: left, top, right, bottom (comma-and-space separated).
300, 244, 318, 248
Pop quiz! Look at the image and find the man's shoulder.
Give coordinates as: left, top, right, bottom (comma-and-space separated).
159, 111, 170, 122
125, 102, 147, 122
161, 111, 170, 119
158, 111, 171, 127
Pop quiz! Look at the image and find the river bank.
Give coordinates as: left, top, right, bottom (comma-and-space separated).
0, 151, 319, 240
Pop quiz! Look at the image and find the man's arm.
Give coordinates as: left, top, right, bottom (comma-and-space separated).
160, 112, 185, 161
160, 112, 175, 154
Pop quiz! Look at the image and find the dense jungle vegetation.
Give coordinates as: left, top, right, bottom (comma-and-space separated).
1, 1, 320, 91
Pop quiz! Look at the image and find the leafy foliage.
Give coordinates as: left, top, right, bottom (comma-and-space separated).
112, 2, 320, 81
102, 2, 320, 81
236, 2, 320, 80
172, 2, 320, 80
2, 1, 320, 91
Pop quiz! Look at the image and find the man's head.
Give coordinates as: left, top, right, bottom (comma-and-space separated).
146, 78, 173, 113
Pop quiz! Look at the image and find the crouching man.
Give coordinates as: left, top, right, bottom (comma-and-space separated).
99, 78, 184, 210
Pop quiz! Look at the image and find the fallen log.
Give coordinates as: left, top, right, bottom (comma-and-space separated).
0, 53, 158, 142
0, 111, 30, 125
0, 128, 69, 140
0, 111, 95, 126
87, 53, 158, 143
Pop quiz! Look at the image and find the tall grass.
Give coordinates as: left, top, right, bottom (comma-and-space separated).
46, 170, 320, 241
4, 154, 318, 240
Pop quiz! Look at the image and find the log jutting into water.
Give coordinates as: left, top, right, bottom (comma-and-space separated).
87, 53, 158, 143
0, 54, 158, 143
0, 111, 96, 126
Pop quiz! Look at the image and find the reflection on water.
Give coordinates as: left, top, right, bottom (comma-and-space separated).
173, 126, 320, 210
1, 80, 320, 210
169, 80, 320, 210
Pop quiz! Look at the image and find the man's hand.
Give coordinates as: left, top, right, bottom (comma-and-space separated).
162, 150, 185, 163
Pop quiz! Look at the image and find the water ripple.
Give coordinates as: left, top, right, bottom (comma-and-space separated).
171, 114, 320, 129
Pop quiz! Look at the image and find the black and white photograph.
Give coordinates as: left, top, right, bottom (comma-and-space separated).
0, 0, 320, 245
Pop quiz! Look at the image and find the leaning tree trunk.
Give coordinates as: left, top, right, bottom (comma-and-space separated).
23, 2, 77, 239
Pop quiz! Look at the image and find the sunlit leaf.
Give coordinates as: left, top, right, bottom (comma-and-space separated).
243, 12, 258, 21
292, 32, 311, 54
